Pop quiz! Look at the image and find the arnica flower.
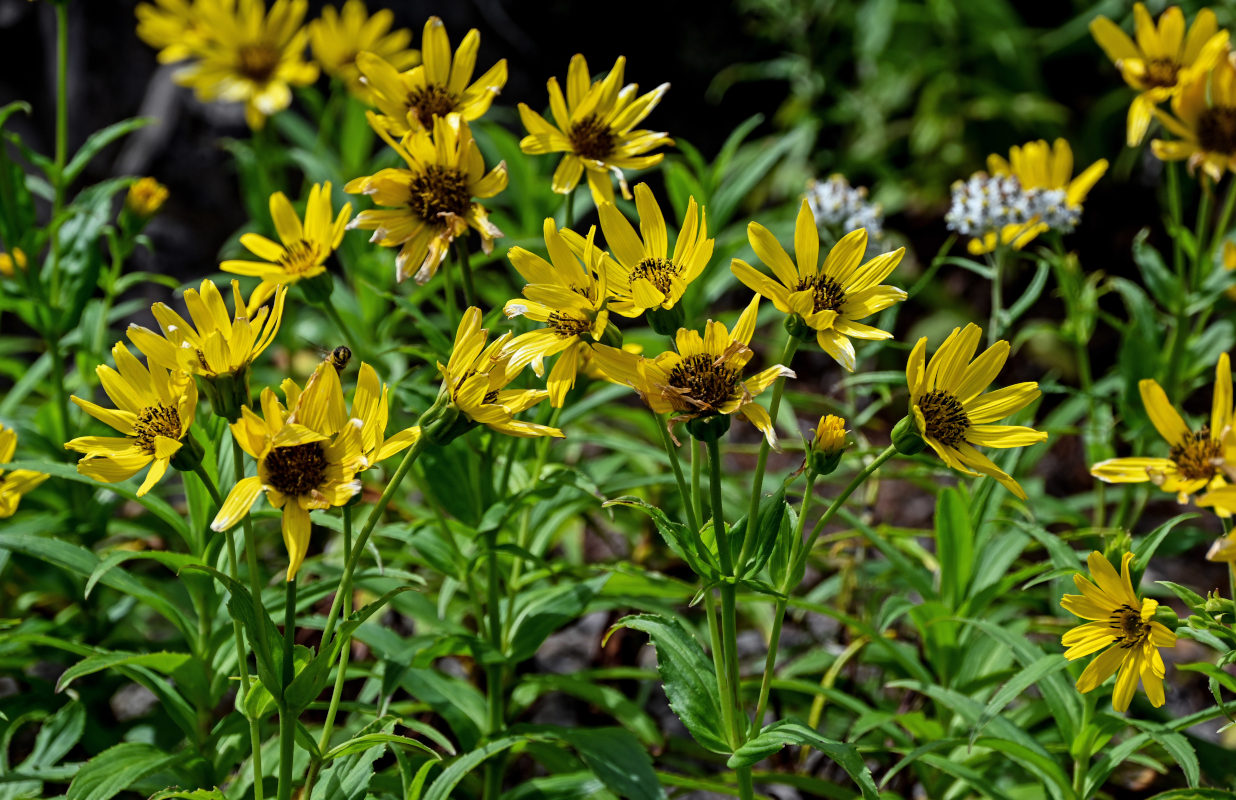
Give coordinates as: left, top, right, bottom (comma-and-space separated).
66, 343, 198, 497
0, 425, 48, 518
127, 279, 287, 420
422, 307, 564, 443
220, 182, 352, 308
1090, 4, 1228, 146
212, 361, 366, 581
964, 139, 1108, 255
564, 182, 713, 322
1153, 55, 1236, 181
502, 219, 611, 408
356, 16, 506, 136
346, 113, 507, 284
126, 177, 169, 218
350, 362, 421, 468
1094, 354, 1233, 512
172, 0, 319, 129
518, 54, 671, 206
732, 199, 907, 372
308, 0, 417, 99
590, 296, 795, 445
1061, 551, 1176, 712
903, 323, 1048, 499
0, 247, 27, 278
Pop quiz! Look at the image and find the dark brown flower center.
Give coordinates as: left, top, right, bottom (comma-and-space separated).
265, 442, 328, 496
406, 84, 458, 129
1109, 604, 1150, 648
1143, 58, 1179, 88
1169, 426, 1222, 481
133, 404, 182, 454
919, 389, 970, 447
1197, 107, 1236, 154
568, 114, 615, 161
278, 239, 322, 274
238, 44, 281, 84
632, 257, 679, 296
667, 353, 740, 411
407, 165, 472, 222
794, 274, 846, 314
549, 312, 591, 338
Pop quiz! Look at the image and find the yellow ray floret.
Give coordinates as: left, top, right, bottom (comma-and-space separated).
590, 295, 794, 445
1094, 354, 1233, 513
308, 0, 418, 99
346, 113, 507, 284
1090, 4, 1228, 146
135, 0, 213, 64
212, 361, 366, 580
733, 199, 906, 371
905, 323, 1047, 499
350, 362, 422, 467
0, 425, 48, 518
66, 343, 198, 497
355, 16, 506, 136
518, 54, 671, 206
1061, 551, 1176, 712
221, 182, 351, 309
1153, 55, 1236, 181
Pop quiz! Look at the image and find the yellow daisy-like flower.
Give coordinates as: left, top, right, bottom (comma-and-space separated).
502, 219, 611, 408
211, 361, 366, 580
350, 362, 421, 468
220, 182, 351, 308
355, 16, 506, 136
65, 343, 198, 497
732, 199, 907, 372
427, 307, 564, 441
518, 54, 672, 206
173, 0, 319, 129
0, 247, 27, 278
128, 279, 286, 381
1093, 354, 1233, 513
812, 414, 847, 455
345, 112, 507, 284
590, 296, 794, 445
1153, 55, 1236, 181
125, 177, 169, 218
968, 139, 1108, 255
1090, 4, 1229, 147
905, 323, 1048, 499
1061, 551, 1176, 712
308, 0, 417, 99
135, 0, 208, 64
0, 425, 48, 518
561, 182, 712, 318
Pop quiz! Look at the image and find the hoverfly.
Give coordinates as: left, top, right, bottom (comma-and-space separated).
306, 341, 352, 373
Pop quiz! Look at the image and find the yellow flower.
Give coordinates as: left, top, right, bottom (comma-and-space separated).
424, 307, 563, 441
968, 139, 1108, 255
0, 247, 27, 278
135, 0, 208, 64
812, 415, 847, 455
590, 296, 794, 445
128, 279, 286, 381
308, 0, 418, 99
905, 323, 1047, 499
355, 16, 506, 136
1094, 354, 1233, 512
0, 425, 48, 518
345, 113, 507, 284
126, 177, 169, 218
212, 361, 366, 580
502, 219, 611, 408
1061, 551, 1176, 712
350, 362, 421, 467
220, 182, 351, 308
1207, 531, 1236, 562
518, 54, 671, 206
1090, 4, 1229, 146
172, 0, 319, 129
66, 343, 198, 497
732, 199, 907, 371
562, 182, 712, 318
1153, 55, 1236, 181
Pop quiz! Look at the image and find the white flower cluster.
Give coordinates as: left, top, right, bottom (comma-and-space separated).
806, 174, 885, 246
945, 173, 1082, 239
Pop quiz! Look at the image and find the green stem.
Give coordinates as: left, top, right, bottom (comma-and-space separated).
563, 189, 574, 230
1211, 176, 1236, 268
653, 413, 700, 535
455, 235, 477, 310
691, 438, 704, 530
440, 246, 458, 330
1166, 160, 1184, 282
988, 245, 1006, 346
505, 407, 563, 623
276, 576, 297, 800
737, 335, 799, 568
1166, 179, 1213, 400
48, 0, 68, 300
706, 438, 746, 754
483, 529, 505, 800
1071, 692, 1095, 799
805, 445, 898, 554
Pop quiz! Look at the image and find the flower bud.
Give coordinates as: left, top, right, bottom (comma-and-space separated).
170, 433, 205, 473
687, 414, 731, 443
891, 415, 925, 455
125, 177, 168, 218
0, 247, 27, 278
1204, 591, 1234, 617
420, 391, 473, 446
200, 371, 251, 423
808, 415, 847, 476
647, 304, 684, 337
1151, 604, 1179, 629
783, 312, 815, 343
298, 271, 336, 305
599, 320, 623, 348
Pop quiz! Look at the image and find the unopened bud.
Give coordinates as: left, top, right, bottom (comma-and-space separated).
125, 177, 168, 218
892, 415, 925, 455
647, 304, 684, 337
1151, 604, 1179, 629
783, 312, 814, 342
298, 271, 336, 305
599, 320, 623, 348
808, 415, 847, 476
200, 371, 250, 423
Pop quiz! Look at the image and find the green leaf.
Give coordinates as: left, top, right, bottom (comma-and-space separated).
506, 574, 609, 664
935, 486, 974, 609
555, 727, 665, 800
1133, 515, 1196, 584
63, 118, 153, 185
604, 497, 719, 579
1158, 580, 1207, 612
180, 564, 282, 695
56, 651, 191, 692
148, 791, 226, 800
731, 486, 787, 580
510, 674, 662, 747
726, 720, 878, 800
503, 773, 615, 800
308, 739, 384, 800
19, 700, 84, 770
421, 735, 531, 800
323, 732, 442, 762
86, 551, 199, 599
610, 614, 729, 754
970, 654, 1069, 745
66, 743, 182, 800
